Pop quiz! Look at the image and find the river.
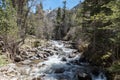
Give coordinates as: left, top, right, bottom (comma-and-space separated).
36, 40, 107, 80
0, 40, 107, 80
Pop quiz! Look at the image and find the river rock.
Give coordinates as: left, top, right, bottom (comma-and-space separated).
61, 57, 67, 61
14, 56, 22, 62
68, 53, 76, 58
32, 77, 41, 80
77, 74, 91, 80
20, 59, 32, 65
54, 68, 65, 73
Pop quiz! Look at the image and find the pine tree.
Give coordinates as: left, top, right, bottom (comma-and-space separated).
54, 7, 62, 39
56, 7, 62, 24
79, 0, 117, 66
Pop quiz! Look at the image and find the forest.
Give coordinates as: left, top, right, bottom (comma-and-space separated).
0, 0, 120, 80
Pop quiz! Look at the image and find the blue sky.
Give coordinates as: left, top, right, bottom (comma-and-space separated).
42, 0, 84, 10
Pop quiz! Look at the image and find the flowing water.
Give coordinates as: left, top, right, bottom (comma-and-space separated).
36, 40, 107, 80
0, 40, 107, 80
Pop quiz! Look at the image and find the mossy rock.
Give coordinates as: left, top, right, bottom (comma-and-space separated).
0, 55, 9, 66
34, 40, 41, 47
108, 62, 120, 73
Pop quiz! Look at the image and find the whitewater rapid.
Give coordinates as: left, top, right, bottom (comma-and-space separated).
35, 40, 107, 80
0, 40, 107, 80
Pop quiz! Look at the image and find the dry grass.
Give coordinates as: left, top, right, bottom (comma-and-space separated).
20, 36, 48, 49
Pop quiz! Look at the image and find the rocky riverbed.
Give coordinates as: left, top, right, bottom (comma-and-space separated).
0, 40, 107, 80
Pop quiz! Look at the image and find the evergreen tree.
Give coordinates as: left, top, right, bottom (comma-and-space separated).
54, 7, 62, 39
62, 0, 66, 21
78, 0, 120, 66
56, 7, 62, 24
